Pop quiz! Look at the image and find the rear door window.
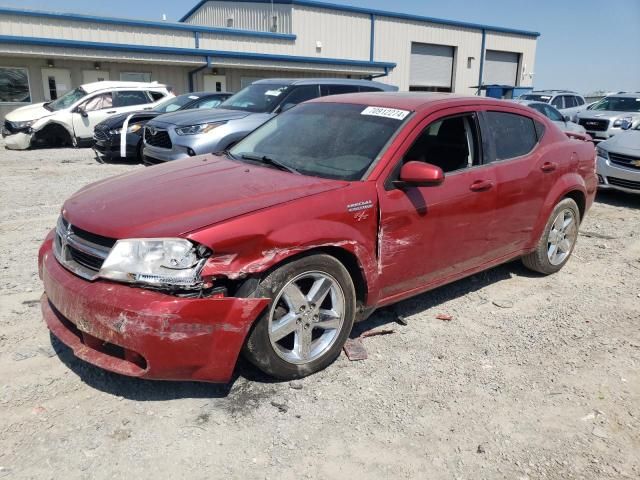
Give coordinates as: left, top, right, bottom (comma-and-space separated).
575, 96, 585, 106
149, 91, 166, 102
320, 85, 360, 96
483, 111, 539, 162
113, 90, 152, 107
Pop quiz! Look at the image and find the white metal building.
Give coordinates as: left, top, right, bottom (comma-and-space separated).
0, 0, 539, 119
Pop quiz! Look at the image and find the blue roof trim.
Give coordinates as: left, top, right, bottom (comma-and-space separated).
0, 35, 395, 70
179, 0, 540, 38
0, 6, 297, 41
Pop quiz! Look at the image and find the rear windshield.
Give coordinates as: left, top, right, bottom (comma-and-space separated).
45, 87, 87, 111
519, 94, 552, 103
230, 103, 410, 181
590, 96, 640, 112
218, 83, 289, 113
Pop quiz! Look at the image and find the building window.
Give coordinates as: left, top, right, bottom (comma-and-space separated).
0, 67, 31, 103
120, 72, 151, 83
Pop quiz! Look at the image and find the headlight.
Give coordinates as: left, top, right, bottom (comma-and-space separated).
99, 238, 209, 288
175, 122, 225, 136
12, 120, 34, 130
613, 116, 633, 128
596, 146, 609, 160
109, 124, 143, 135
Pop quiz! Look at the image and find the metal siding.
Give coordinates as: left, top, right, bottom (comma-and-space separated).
184, 1, 293, 34
409, 43, 454, 88
0, 14, 194, 49
292, 6, 370, 60
483, 50, 519, 85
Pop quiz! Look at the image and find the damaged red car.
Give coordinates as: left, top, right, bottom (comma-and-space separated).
39, 93, 597, 382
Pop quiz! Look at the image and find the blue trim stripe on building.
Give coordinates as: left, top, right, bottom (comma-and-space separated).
0, 6, 297, 41
0, 35, 396, 70
179, 0, 541, 38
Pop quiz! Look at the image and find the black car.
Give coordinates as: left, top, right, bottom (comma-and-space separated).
92, 91, 232, 161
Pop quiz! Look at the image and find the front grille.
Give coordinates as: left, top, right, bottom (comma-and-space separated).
609, 152, 640, 170
93, 127, 110, 142
144, 127, 172, 149
53, 217, 116, 280
4, 120, 28, 134
607, 177, 640, 191
579, 119, 609, 132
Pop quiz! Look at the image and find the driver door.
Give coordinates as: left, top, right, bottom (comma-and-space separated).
71, 93, 114, 140
376, 109, 498, 300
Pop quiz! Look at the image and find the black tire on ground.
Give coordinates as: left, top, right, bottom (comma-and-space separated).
243, 254, 356, 380
33, 125, 72, 148
522, 198, 580, 275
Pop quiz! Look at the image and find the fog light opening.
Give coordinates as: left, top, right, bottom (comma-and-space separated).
187, 148, 197, 157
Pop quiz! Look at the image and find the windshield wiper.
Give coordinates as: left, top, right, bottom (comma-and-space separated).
240, 153, 300, 175
220, 149, 238, 161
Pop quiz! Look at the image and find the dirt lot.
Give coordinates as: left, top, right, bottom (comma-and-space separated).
0, 140, 638, 480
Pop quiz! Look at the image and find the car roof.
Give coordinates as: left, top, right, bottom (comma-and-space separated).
514, 100, 548, 107
604, 92, 640, 98
80, 81, 168, 93
179, 91, 232, 98
252, 78, 396, 90
309, 92, 535, 113
527, 90, 580, 95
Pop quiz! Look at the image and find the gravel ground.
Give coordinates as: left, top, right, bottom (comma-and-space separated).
0, 141, 639, 480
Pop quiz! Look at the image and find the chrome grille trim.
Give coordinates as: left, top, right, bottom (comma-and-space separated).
53, 217, 112, 281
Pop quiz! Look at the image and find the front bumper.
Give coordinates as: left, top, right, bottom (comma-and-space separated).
596, 155, 640, 194
2, 129, 32, 150
142, 142, 191, 164
93, 133, 141, 160
38, 235, 270, 382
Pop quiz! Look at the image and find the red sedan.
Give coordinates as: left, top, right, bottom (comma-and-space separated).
39, 93, 597, 382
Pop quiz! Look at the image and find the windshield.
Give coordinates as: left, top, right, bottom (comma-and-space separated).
590, 96, 640, 112
230, 103, 410, 181
45, 88, 87, 111
153, 95, 199, 113
218, 83, 289, 113
519, 94, 552, 103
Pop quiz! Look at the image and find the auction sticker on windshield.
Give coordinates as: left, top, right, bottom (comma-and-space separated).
361, 106, 410, 121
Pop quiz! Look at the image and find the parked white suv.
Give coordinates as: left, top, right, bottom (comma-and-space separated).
2, 81, 172, 150
518, 90, 588, 118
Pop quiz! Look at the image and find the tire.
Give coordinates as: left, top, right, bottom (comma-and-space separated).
522, 198, 580, 275
243, 254, 356, 380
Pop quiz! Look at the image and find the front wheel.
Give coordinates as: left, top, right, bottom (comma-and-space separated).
522, 198, 580, 274
243, 254, 356, 380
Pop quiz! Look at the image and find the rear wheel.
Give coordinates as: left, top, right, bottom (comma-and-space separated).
522, 198, 580, 274
243, 254, 356, 380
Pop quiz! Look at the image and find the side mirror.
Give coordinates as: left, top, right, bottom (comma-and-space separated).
395, 161, 444, 188
563, 115, 570, 122
75, 107, 88, 118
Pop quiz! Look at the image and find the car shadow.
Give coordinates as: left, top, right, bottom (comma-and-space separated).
94, 150, 140, 165
595, 190, 640, 208
351, 259, 537, 337
49, 259, 537, 400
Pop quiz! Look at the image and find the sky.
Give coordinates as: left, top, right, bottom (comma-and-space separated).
2, 0, 639, 94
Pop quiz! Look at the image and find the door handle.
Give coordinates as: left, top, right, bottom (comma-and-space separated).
106, 110, 117, 114
541, 161, 557, 173
469, 179, 494, 192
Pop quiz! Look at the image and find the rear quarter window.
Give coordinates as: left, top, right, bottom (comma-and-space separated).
484, 111, 539, 161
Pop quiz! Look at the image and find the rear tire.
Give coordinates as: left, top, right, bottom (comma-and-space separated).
243, 254, 356, 380
522, 198, 580, 275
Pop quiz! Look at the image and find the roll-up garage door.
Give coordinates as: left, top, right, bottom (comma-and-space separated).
483, 50, 520, 85
409, 43, 454, 92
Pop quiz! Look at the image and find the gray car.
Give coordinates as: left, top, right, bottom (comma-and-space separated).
595, 122, 640, 194
513, 100, 587, 134
142, 78, 397, 164
575, 93, 640, 142
518, 90, 588, 118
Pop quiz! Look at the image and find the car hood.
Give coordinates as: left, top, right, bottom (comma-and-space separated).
600, 130, 640, 154
578, 110, 640, 121
148, 108, 251, 127
62, 155, 347, 238
97, 111, 161, 129
5, 103, 53, 122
